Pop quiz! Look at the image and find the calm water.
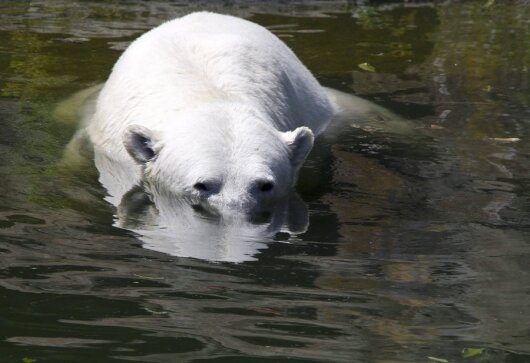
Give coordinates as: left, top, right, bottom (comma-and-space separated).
1, 1, 530, 362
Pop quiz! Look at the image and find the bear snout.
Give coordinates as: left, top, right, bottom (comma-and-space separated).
207, 193, 255, 212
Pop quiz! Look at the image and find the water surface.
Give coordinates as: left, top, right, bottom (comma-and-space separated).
0, 1, 529, 362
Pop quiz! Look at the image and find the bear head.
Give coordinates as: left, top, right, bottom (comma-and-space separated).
122, 104, 314, 213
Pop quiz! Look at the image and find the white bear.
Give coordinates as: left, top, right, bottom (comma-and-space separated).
87, 12, 335, 212
57, 12, 417, 261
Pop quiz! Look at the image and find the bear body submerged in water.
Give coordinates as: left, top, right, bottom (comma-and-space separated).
88, 12, 335, 213
60, 12, 413, 261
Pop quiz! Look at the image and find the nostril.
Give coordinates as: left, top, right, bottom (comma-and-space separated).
260, 181, 274, 192
194, 182, 208, 192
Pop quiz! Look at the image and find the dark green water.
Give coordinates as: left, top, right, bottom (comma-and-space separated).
1, 1, 529, 362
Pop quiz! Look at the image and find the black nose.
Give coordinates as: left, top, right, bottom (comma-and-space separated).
193, 182, 208, 192
259, 181, 274, 192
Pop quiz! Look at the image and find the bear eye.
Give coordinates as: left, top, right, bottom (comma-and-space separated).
193, 182, 209, 192
260, 181, 274, 192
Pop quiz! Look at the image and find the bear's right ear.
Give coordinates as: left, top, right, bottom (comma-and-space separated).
281, 126, 314, 171
123, 125, 159, 164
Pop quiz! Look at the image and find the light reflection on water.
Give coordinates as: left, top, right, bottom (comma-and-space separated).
0, 1, 529, 362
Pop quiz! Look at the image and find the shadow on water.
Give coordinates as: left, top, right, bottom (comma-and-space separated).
0, 1, 529, 363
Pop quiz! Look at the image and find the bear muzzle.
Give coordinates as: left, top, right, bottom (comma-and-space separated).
205, 193, 257, 214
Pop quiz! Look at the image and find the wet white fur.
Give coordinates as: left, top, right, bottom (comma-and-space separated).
88, 12, 334, 210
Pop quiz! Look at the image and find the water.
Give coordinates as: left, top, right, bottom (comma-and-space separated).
1, 1, 529, 362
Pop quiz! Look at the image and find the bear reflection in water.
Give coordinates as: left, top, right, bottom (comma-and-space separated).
116, 184, 308, 263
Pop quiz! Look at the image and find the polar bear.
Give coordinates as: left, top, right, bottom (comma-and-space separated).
56, 12, 417, 261
87, 12, 335, 212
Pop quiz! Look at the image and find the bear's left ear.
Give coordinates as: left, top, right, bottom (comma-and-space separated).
123, 125, 160, 165
281, 126, 314, 170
